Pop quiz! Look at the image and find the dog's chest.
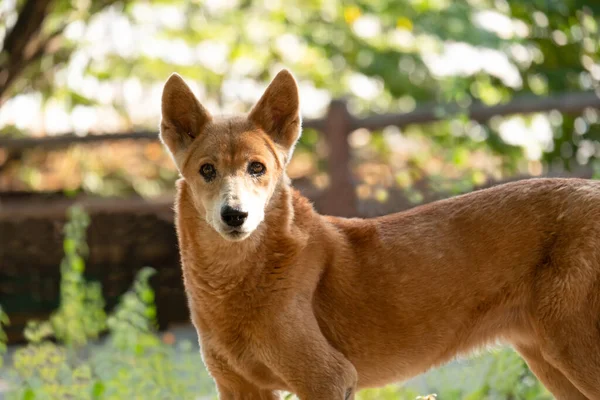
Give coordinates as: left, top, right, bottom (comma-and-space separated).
195, 295, 286, 388
180, 243, 302, 389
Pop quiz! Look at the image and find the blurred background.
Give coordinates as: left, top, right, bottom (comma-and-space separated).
1, 0, 599, 398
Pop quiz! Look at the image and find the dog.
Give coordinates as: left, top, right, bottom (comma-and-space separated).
159, 69, 600, 399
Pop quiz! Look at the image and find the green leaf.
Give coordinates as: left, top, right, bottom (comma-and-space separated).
23, 388, 36, 400
93, 381, 105, 398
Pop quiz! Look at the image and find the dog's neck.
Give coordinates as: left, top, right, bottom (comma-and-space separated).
179, 177, 311, 295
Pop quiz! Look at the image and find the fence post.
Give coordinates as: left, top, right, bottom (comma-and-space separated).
321, 99, 357, 217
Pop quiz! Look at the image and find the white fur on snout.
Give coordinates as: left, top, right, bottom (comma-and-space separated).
209, 176, 268, 240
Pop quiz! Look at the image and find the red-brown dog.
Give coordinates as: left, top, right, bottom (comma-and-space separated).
160, 69, 600, 399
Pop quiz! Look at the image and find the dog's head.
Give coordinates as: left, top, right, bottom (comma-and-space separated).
160, 70, 301, 241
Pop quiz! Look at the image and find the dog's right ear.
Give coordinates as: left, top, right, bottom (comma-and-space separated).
160, 73, 211, 170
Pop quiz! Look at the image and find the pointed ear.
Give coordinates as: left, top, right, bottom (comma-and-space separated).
249, 70, 301, 161
160, 73, 211, 169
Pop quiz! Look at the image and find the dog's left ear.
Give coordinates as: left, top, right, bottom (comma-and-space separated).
249, 69, 301, 161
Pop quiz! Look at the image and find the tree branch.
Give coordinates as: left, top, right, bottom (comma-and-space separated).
0, 0, 131, 104
2, 0, 54, 57
0, 0, 56, 102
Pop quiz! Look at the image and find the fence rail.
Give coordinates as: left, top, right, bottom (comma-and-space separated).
1, 90, 599, 216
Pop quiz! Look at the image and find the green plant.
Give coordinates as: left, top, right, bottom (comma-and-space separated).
11, 341, 95, 400
22, 205, 106, 347
51, 206, 107, 346
0, 306, 9, 368
106, 266, 159, 352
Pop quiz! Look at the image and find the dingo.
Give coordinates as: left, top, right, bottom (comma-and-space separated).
160, 69, 600, 399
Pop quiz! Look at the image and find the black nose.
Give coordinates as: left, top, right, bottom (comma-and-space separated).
221, 206, 248, 227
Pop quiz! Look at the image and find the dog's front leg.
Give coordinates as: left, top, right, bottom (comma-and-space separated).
268, 336, 357, 400
261, 316, 358, 400
203, 347, 280, 400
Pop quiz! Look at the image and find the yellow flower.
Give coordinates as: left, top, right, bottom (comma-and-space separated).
397, 16, 414, 31
344, 6, 361, 24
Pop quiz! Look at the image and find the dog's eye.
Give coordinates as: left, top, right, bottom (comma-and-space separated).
200, 164, 216, 181
248, 162, 266, 176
